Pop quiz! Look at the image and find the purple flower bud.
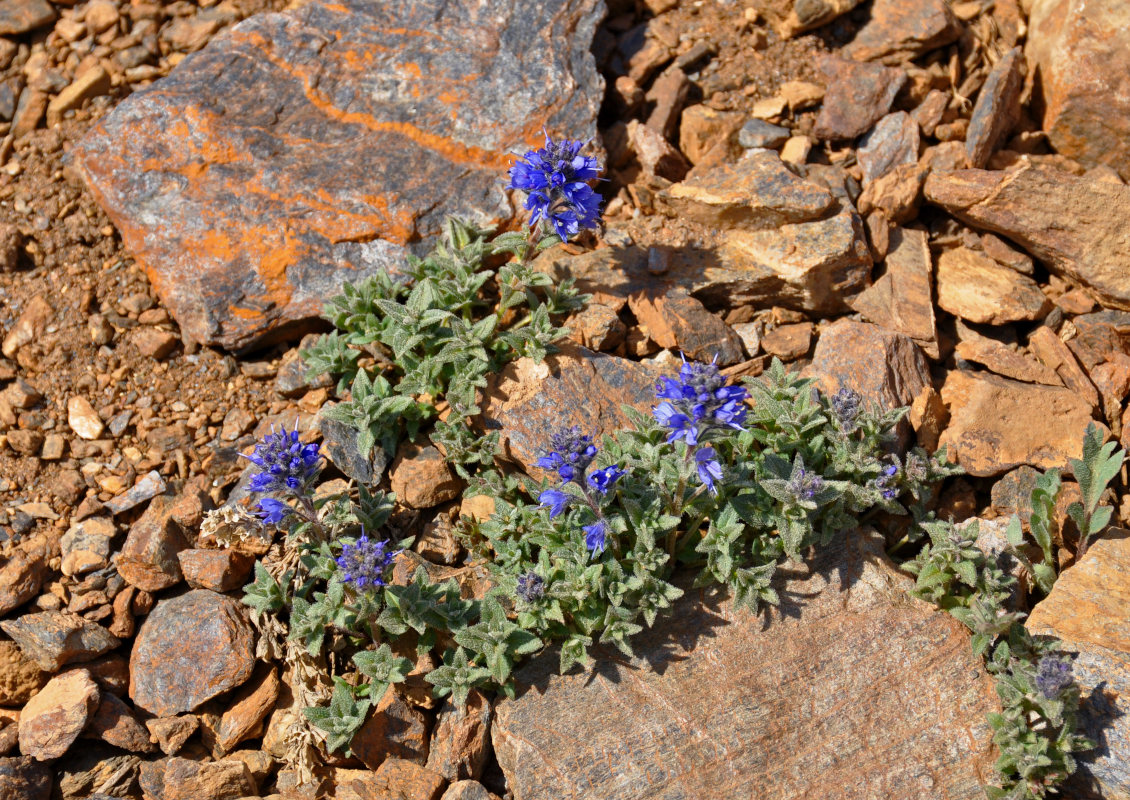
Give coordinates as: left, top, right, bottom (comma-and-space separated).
256, 497, 292, 526
587, 465, 626, 496
583, 520, 607, 557
695, 447, 724, 496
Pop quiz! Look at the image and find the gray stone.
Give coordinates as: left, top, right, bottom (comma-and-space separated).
737, 119, 790, 150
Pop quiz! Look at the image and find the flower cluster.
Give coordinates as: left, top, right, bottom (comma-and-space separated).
874, 463, 899, 500
653, 357, 747, 494
1035, 655, 1075, 700
516, 571, 545, 604
830, 386, 861, 430
787, 468, 824, 503
243, 422, 322, 523
536, 426, 624, 559
508, 134, 602, 241
335, 533, 398, 590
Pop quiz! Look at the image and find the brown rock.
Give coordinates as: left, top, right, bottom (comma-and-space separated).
19, 669, 100, 761
60, 517, 116, 577
0, 640, 46, 706
0, 0, 53, 35
215, 665, 279, 754
0, 544, 49, 616
6, 429, 44, 456
0, 756, 51, 800
768, 0, 863, 37
178, 548, 255, 593
569, 303, 625, 352
389, 443, 462, 510
161, 756, 257, 800
2, 295, 52, 360
441, 781, 500, 800
644, 65, 689, 143
117, 511, 189, 592
351, 688, 431, 769
1027, 326, 1102, 413
935, 247, 1052, 324
626, 120, 689, 182
908, 386, 949, 451
492, 530, 997, 800
1026, 0, 1130, 179
130, 327, 179, 360
850, 227, 938, 359
0, 612, 119, 672
814, 58, 907, 141
714, 209, 873, 314
966, 47, 1024, 168
82, 692, 155, 753
954, 326, 1062, 386
761, 322, 813, 361
352, 758, 447, 800
989, 466, 1044, 527
130, 590, 256, 716
46, 65, 112, 127
937, 370, 1096, 476
845, 0, 961, 64
104, 469, 167, 515
979, 232, 1034, 275
66, 652, 129, 698
1027, 533, 1130, 797
414, 509, 463, 566
479, 344, 657, 473
859, 163, 925, 224
628, 288, 743, 365
858, 112, 919, 184
426, 690, 491, 782
73, 0, 604, 351
660, 150, 833, 229
145, 715, 199, 756
925, 163, 1130, 310
807, 318, 932, 415
679, 105, 742, 166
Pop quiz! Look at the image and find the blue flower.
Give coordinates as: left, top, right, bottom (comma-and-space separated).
694, 447, 724, 496
244, 422, 321, 496
256, 497, 292, 526
583, 520, 607, 557
537, 427, 598, 484
587, 465, 625, 496
874, 463, 899, 500
538, 488, 571, 518
335, 533, 398, 590
508, 134, 603, 241
1035, 655, 1074, 699
516, 571, 546, 604
652, 357, 748, 444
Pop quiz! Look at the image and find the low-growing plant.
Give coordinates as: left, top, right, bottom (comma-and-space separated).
227, 132, 1113, 798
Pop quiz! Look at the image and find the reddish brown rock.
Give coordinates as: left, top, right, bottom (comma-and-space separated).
130, 590, 256, 716
177, 548, 255, 593
938, 370, 1096, 476
389, 443, 462, 510
679, 105, 742, 165
568, 303, 626, 352
0, 640, 47, 706
352, 758, 447, 800
845, 0, 961, 64
767, 0, 863, 37
660, 150, 833, 229
441, 781, 500, 800
73, 0, 604, 351
954, 326, 1062, 386
426, 690, 492, 782
145, 715, 199, 756
215, 665, 279, 754
935, 247, 1051, 325
0, 544, 49, 616
0, 612, 119, 672
908, 386, 949, 452
761, 322, 814, 361
82, 692, 155, 753
850, 227, 938, 359
857, 112, 919, 184
627, 120, 689, 182
807, 318, 931, 415
814, 58, 907, 141
161, 756, 257, 800
479, 344, 657, 473
1027, 533, 1130, 798
925, 163, 1130, 310
0, 757, 51, 800
493, 530, 997, 800
61, 517, 116, 578
628, 288, 743, 365
351, 689, 431, 769
117, 511, 190, 592
1026, 0, 1130, 179
2, 295, 53, 360
0, 0, 54, 37
966, 47, 1024, 169
19, 669, 100, 761
130, 328, 179, 360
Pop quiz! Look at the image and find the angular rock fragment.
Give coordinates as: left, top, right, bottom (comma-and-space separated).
627, 120, 689, 182
426, 690, 492, 782
845, 0, 961, 64
659, 149, 833, 228
934, 247, 1051, 324
177, 548, 255, 593
0, 0, 54, 37
953, 326, 1061, 386
351, 758, 447, 800
925, 163, 1130, 311
966, 47, 1024, 168
389, 443, 463, 510
0, 757, 51, 800
215, 665, 279, 754
18, 669, 100, 761
937, 371, 1096, 476
628, 288, 743, 365
850, 227, 938, 359
117, 510, 190, 592
0, 612, 119, 672
767, 0, 863, 38
814, 58, 906, 141
0, 542, 49, 616
130, 590, 255, 716
82, 693, 155, 753
0, 640, 46, 706
160, 756, 257, 800
351, 689, 431, 769
73, 0, 605, 350
858, 112, 919, 184
1027, 533, 1130, 799
493, 531, 997, 800
1026, 0, 1130, 179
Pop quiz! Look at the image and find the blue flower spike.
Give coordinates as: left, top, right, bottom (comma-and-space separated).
244, 420, 321, 496
508, 134, 603, 241
335, 532, 398, 590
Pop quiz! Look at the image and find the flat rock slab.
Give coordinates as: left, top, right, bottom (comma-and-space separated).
937, 370, 1095, 477
73, 0, 604, 351
925, 163, 1130, 311
850, 227, 938, 359
844, 0, 961, 64
1027, 532, 1130, 799
492, 531, 998, 800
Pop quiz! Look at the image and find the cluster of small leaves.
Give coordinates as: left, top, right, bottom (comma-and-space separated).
1066, 422, 1125, 558
303, 217, 586, 462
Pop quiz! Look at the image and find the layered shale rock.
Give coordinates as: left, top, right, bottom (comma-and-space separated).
72, 0, 604, 350
492, 531, 998, 800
